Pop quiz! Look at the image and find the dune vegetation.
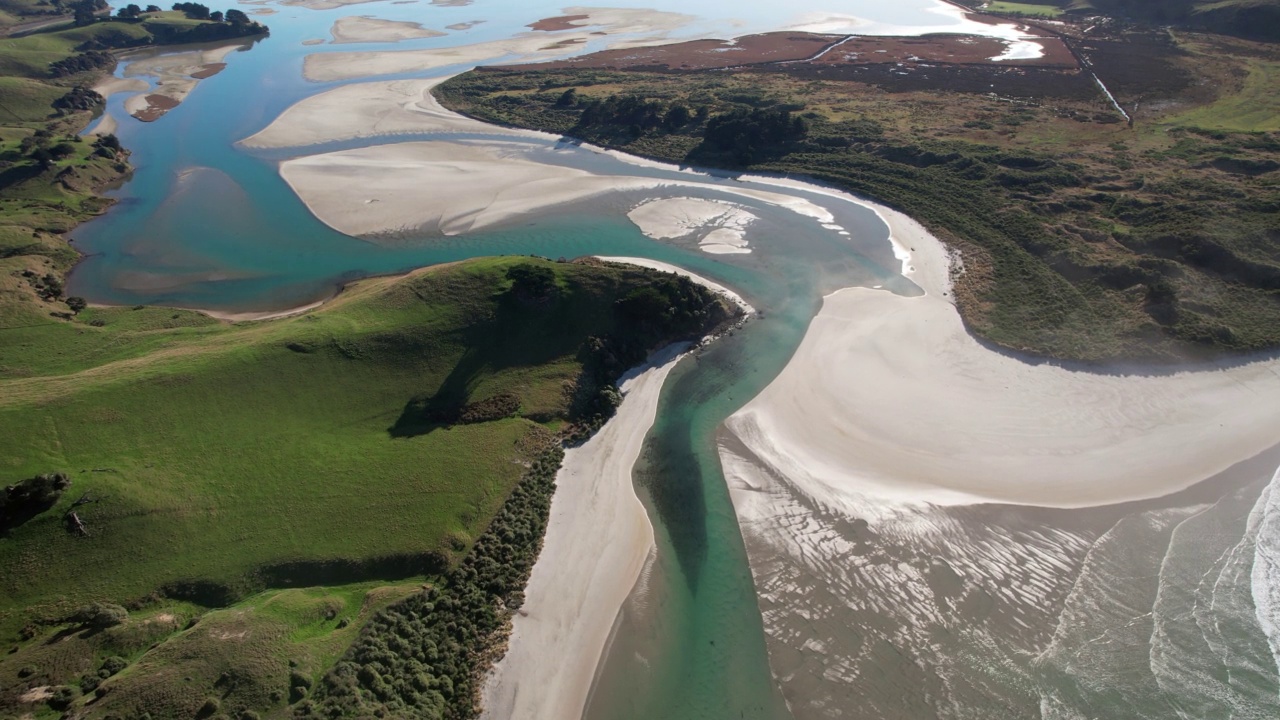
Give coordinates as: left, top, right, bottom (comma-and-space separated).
436, 26, 1280, 363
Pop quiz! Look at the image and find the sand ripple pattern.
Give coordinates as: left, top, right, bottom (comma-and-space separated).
721, 436, 1280, 719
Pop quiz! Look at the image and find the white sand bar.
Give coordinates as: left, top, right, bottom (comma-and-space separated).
725, 212, 1280, 511
303, 7, 693, 81
91, 76, 148, 100
627, 197, 755, 254
277, 137, 836, 241
329, 16, 444, 44
481, 343, 685, 720
240, 77, 536, 149
279, 140, 661, 237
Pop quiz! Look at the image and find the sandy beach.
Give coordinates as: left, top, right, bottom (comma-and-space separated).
723, 204, 1280, 510
480, 343, 677, 720
329, 15, 444, 44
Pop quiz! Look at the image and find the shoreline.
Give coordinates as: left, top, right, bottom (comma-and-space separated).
480, 256, 747, 719
719, 200, 1280, 511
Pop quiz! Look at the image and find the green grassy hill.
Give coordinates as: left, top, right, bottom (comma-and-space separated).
0, 256, 735, 718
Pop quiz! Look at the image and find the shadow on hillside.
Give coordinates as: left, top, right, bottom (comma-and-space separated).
387, 292, 581, 438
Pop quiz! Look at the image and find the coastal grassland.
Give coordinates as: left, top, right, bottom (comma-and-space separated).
437, 38, 1280, 362
1, 257, 736, 719
962, 0, 1280, 40
1162, 42, 1279, 131
984, 1, 1065, 17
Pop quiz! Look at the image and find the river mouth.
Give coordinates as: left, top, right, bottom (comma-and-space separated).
67, 1, 1280, 719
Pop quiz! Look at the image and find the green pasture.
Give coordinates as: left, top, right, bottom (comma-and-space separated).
986, 1, 1066, 16
1164, 56, 1280, 132
0, 257, 662, 638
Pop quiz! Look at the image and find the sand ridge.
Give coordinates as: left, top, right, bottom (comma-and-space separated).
302, 6, 696, 82
329, 15, 445, 44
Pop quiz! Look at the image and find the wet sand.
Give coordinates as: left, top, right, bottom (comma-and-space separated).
302, 6, 695, 81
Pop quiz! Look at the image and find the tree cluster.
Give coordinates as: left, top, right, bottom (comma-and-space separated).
52, 85, 104, 114
301, 447, 565, 719
2, 472, 70, 534
48, 50, 113, 78
692, 107, 809, 165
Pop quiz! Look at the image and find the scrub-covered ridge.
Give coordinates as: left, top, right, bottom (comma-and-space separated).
437, 20, 1280, 362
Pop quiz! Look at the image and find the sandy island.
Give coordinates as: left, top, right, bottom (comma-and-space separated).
627, 197, 756, 254
481, 258, 748, 720
329, 15, 445, 44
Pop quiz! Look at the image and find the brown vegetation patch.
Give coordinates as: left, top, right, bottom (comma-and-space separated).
761, 62, 1098, 100
497, 32, 842, 72
1077, 32, 1193, 104
527, 14, 588, 31
189, 62, 226, 80
814, 33, 1077, 68
130, 94, 180, 122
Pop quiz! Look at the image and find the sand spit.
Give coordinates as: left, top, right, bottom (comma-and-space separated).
723, 203, 1280, 512
481, 342, 685, 720
91, 75, 148, 100
86, 112, 118, 136
278, 140, 658, 237
595, 256, 752, 313
121, 43, 245, 121
329, 15, 445, 44
302, 6, 694, 81
277, 137, 838, 241
239, 77, 535, 148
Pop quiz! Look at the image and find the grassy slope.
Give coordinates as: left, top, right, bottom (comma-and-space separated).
1, 256, 726, 718
436, 34, 1280, 362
